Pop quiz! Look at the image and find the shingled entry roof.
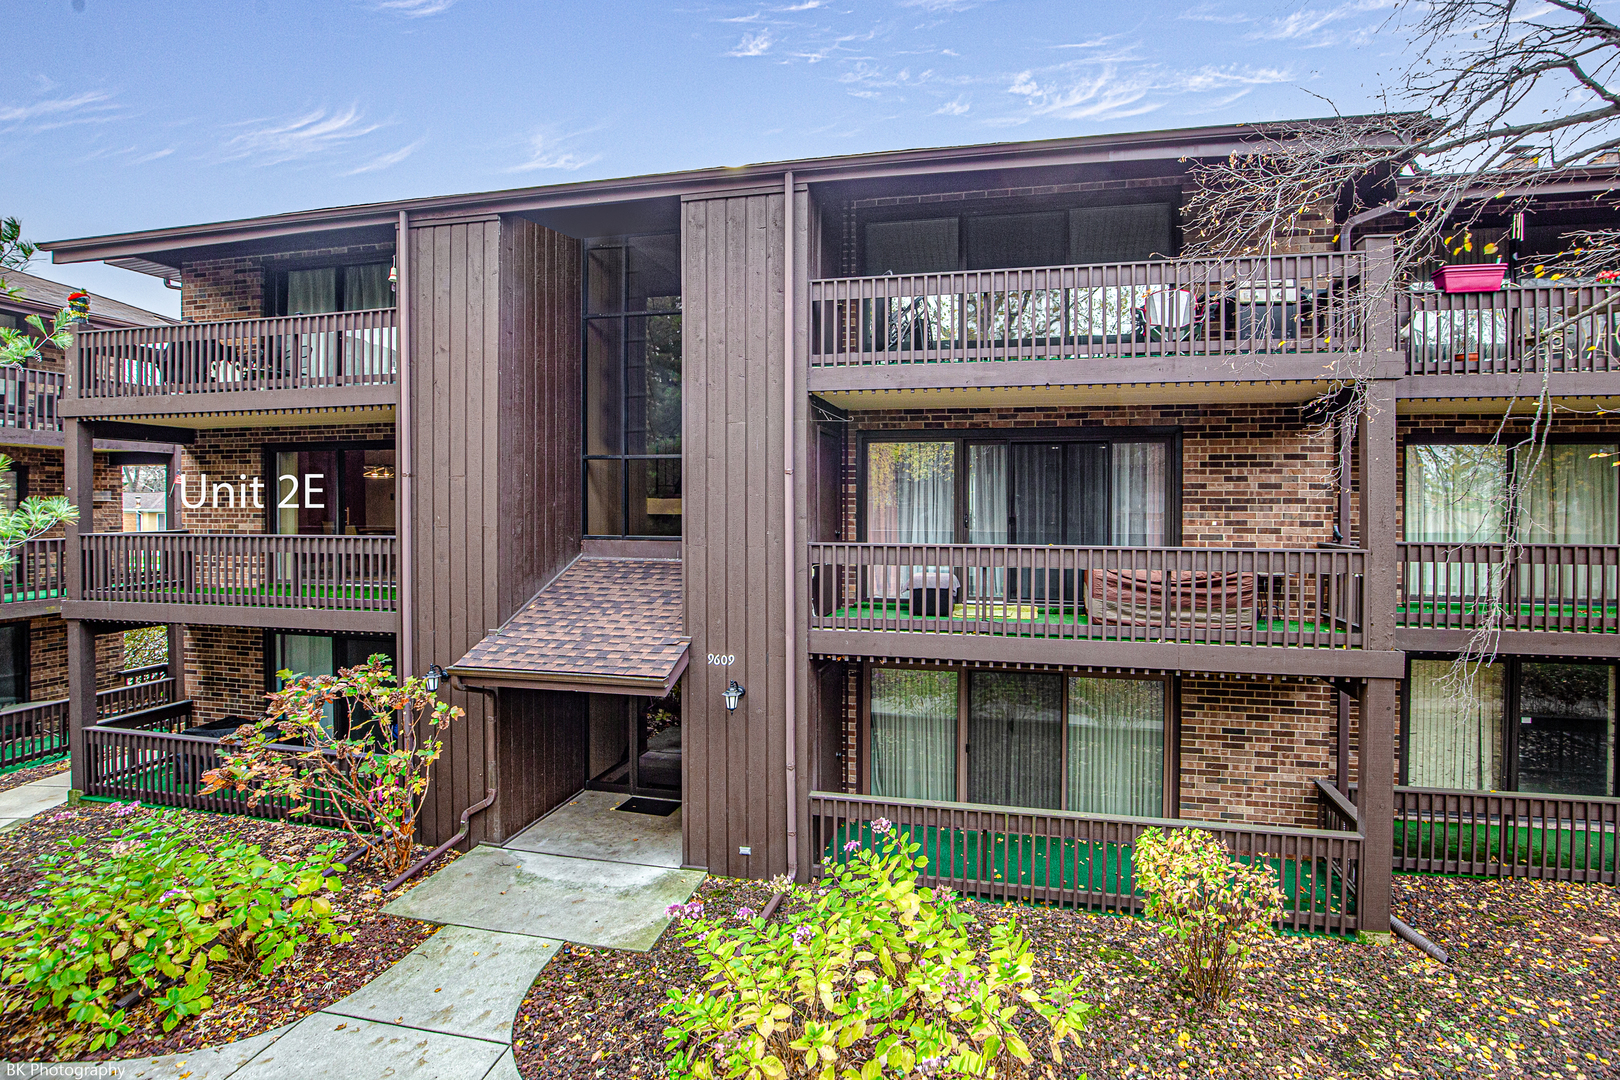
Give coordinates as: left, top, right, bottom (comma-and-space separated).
450, 557, 688, 696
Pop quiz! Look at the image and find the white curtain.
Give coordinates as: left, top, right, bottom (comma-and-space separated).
1112, 442, 1166, 545
1405, 444, 1508, 599
870, 668, 957, 801
1517, 443, 1619, 603
966, 444, 1007, 600
867, 442, 955, 600
967, 672, 1064, 810
286, 267, 339, 379
1066, 678, 1165, 817
1406, 659, 1504, 790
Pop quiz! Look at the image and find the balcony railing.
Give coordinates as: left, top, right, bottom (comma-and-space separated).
808, 253, 1362, 366
1, 538, 64, 606
809, 791, 1363, 934
0, 366, 62, 433
73, 308, 397, 400
0, 666, 181, 771
80, 533, 397, 612
1397, 542, 1620, 632
1332, 782, 1618, 884
810, 543, 1365, 648
1400, 282, 1620, 375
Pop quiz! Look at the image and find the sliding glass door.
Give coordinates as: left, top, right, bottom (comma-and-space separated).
867, 666, 1169, 815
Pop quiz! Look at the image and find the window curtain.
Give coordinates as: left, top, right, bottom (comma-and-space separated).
1517, 443, 1619, 602
285, 267, 338, 379
1066, 678, 1165, 817
867, 442, 955, 599
342, 263, 397, 378
1011, 443, 1064, 544
1405, 444, 1508, 599
967, 672, 1063, 810
276, 633, 337, 733
1406, 659, 1504, 790
0, 623, 24, 707
870, 668, 958, 802
966, 444, 1007, 600
1112, 442, 1167, 545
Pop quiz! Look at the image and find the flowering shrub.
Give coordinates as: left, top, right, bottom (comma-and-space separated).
200, 656, 464, 876
660, 821, 1093, 1079
1133, 827, 1285, 1005
0, 808, 349, 1052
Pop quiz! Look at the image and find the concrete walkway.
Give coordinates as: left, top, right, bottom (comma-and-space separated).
32, 789, 705, 1079
0, 766, 70, 831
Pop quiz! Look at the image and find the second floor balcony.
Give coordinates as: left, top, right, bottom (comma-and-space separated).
67, 308, 398, 418
808, 542, 1394, 676
70, 531, 397, 632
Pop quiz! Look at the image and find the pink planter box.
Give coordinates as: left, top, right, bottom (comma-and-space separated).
1433, 263, 1507, 293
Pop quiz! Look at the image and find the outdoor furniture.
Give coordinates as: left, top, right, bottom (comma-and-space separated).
1090, 568, 1257, 629
908, 569, 960, 616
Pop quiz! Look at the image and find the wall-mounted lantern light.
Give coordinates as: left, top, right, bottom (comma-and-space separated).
424, 664, 446, 693
722, 681, 746, 712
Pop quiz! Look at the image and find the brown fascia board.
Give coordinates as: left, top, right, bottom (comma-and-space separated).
42, 113, 1422, 267
1393, 167, 1620, 201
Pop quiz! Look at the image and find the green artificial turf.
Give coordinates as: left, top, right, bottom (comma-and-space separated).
1396, 601, 1620, 630
0, 588, 63, 605
1394, 818, 1618, 873
828, 601, 1345, 639
0, 742, 65, 773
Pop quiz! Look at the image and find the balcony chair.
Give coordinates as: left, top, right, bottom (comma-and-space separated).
1137, 287, 1199, 341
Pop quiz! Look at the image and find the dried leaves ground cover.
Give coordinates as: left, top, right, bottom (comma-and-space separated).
0, 801, 450, 1061
512, 874, 1619, 1080
0, 758, 68, 796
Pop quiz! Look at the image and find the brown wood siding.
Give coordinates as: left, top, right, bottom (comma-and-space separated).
408, 215, 583, 847
494, 688, 588, 838
681, 187, 810, 879
497, 218, 582, 619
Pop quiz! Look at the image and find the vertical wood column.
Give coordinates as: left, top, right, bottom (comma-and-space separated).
66, 620, 95, 792
167, 624, 186, 700
1357, 375, 1399, 934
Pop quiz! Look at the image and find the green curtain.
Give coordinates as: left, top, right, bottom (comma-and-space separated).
870, 668, 957, 802
1406, 659, 1504, 790
1065, 677, 1165, 817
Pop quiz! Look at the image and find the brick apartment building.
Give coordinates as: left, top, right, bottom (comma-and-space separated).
34, 116, 1620, 937
0, 270, 176, 765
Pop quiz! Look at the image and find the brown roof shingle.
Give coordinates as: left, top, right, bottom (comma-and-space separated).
450, 557, 688, 695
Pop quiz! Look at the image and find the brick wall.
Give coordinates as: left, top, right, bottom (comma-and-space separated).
183, 625, 266, 726
182, 243, 393, 322
843, 403, 1338, 547
27, 616, 65, 700
175, 421, 396, 533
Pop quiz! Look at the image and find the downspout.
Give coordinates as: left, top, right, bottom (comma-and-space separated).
1339, 201, 1400, 253
397, 210, 416, 684
782, 171, 800, 883
384, 676, 498, 891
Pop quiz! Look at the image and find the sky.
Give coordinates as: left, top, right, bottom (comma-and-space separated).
4, 0, 1410, 318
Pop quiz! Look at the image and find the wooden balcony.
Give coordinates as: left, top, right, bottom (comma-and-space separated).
806, 254, 1374, 404
0, 538, 65, 618
67, 309, 398, 419
809, 791, 1363, 934
1397, 283, 1620, 401
0, 366, 63, 444
1396, 542, 1620, 656
808, 542, 1400, 677
70, 532, 398, 632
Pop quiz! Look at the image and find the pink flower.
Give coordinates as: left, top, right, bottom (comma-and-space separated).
843, 839, 862, 853
735, 907, 756, 920
872, 817, 892, 835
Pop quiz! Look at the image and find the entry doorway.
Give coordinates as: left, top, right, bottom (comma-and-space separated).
586, 686, 681, 798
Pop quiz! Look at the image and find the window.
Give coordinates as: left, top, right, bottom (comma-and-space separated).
866, 667, 1169, 814
268, 443, 395, 535
860, 202, 1174, 275
1404, 658, 1617, 796
122, 464, 167, 532
583, 233, 681, 538
862, 433, 1173, 546
269, 632, 397, 738
266, 261, 394, 316
0, 466, 22, 513
0, 622, 27, 707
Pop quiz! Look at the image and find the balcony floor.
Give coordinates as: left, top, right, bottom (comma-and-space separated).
823, 600, 1350, 642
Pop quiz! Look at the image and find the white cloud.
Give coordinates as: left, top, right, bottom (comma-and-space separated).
0, 89, 119, 131
344, 138, 426, 175
506, 131, 600, 173
898, 0, 990, 10
934, 95, 970, 115
1247, 0, 1389, 46
371, 0, 459, 15
781, 0, 823, 8
729, 29, 774, 56
133, 147, 175, 164
217, 105, 381, 166
1007, 61, 1293, 122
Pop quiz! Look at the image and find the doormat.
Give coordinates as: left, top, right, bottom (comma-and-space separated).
615, 797, 681, 817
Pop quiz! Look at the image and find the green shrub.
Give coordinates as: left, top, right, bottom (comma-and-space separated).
660, 820, 1093, 1080
1133, 827, 1284, 1005
0, 806, 351, 1052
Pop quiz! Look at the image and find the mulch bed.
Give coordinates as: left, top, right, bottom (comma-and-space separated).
0, 801, 454, 1062
0, 757, 68, 795
512, 874, 1620, 1080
